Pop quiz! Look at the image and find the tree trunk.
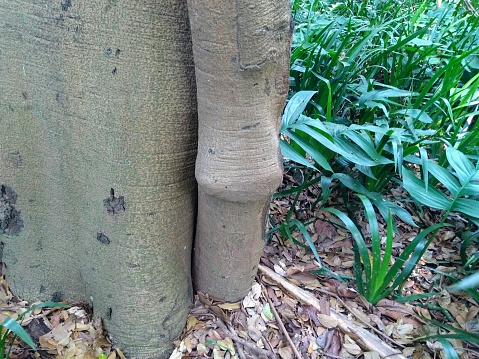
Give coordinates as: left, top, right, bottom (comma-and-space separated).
188, 0, 292, 301
0, 1, 197, 357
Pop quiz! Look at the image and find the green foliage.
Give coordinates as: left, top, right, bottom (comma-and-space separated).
0, 302, 69, 358
285, 0, 479, 189
324, 196, 448, 304
279, 0, 479, 307
403, 146, 479, 224
279, 1, 479, 356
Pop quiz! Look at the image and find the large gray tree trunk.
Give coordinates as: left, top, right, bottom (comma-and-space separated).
0, 1, 197, 357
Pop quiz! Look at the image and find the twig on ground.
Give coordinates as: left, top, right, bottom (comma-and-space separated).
261, 333, 277, 359
237, 343, 246, 359
314, 287, 406, 349
214, 317, 274, 358
258, 264, 406, 359
317, 349, 346, 359
260, 283, 303, 359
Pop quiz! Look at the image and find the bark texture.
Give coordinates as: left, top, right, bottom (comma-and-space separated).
0, 1, 197, 357
188, 0, 292, 301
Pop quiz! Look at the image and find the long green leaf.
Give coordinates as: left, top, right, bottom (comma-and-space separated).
284, 129, 333, 171
282, 91, 317, 127
292, 219, 324, 269
280, 140, 318, 171
1, 318, 36, 350
436, 338, 460, 359
448, 271, 479, 293
322, 208, 372, 294
403, 168, 451, 210
446, 147, 476, 186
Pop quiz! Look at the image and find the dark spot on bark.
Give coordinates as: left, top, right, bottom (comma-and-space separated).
6, 151, 23, 168
222, 224, 225, 228
0, 185, 24, 236
208, 148, 215, 154
91, 267, 96, 271
126, 233, 133, 236
61, 0, 72, 11
103, 188, 125, 215
111, 67, 117, 75
22, 91, 27, 100
96, 232, 110, 245
264, 79, 271, 95
127, 262, 139, 269
106, 48, 112, 56
147, 212, 156, 216
253, 83, 258, 86
107, 294, 112, 298
104, 0, 117, 12
36, 240, 43, 251
158, 296, 166, 303
8, 104, 14, 112
54, 14, 64, 25
241, 122, 260, 130
40, 285, 46, 293
221, 275, 226, 279
115, 49, 121, 57
51, 292, 63, 302
106, 307, 112, 320
55, 92, 60, 102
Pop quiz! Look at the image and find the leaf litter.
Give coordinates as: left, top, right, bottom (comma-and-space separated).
1, 169, 479, 358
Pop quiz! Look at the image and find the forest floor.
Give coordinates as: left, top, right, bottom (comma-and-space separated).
1, 172, 478, 359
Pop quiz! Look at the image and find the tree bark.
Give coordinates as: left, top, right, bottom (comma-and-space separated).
188, 0, 292, 301
0, 1, 197, 358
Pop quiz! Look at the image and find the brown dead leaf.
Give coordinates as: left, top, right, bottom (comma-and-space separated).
317, 314, 339, 328
209, 306, 230, 323
217, 337, 235, 355
326, 329, 342, 356
300, 304, 321, 326
314, 219, 337, 240
278, 346, 293, 359
186, 314, 198, 332
217, 302, 241, 311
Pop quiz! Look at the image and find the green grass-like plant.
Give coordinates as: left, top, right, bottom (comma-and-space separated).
323, 196, 448, 304
0, 302, 69, 358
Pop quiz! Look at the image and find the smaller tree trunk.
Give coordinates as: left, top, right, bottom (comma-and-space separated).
188, 0, 292, 301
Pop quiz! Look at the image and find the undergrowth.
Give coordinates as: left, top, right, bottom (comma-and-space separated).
275, 0, 479, 356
